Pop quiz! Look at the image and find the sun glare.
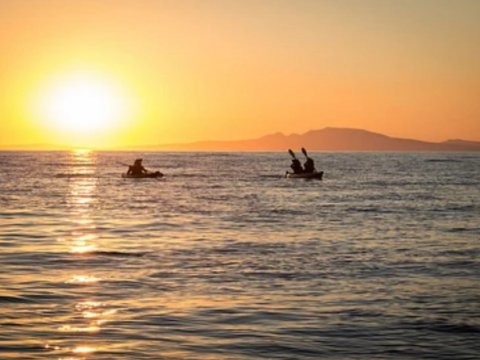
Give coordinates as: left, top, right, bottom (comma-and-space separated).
35, 72, 131, 136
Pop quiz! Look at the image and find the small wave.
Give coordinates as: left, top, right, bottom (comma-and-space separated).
149, 271, 178, 278
425, 159, 463, 163
0, 211, 56, 218
92, 250, 146, 257
347, 207, 380, 213
270, 208, 307, 216
0, 295, 35, 304
209, 241, 288, 255
258, 174, 284, 179
46, 162, 97, 167
439, 248, 480, 256
447, 205, 477, 211
445, 227, 480, 234
172, 173, 210, 179
431, 204, 478, 212
55, 173, 96, 178
404, 319, 480, 334
240, 271, 307, 280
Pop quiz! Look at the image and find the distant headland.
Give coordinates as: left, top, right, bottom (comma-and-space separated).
146, 127, 480, 152
3, 128, 480, 151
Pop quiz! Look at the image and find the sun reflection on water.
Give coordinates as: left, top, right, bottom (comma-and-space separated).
51, 150, 113, 356
75, 301, 103, 311
59, 325, 100, 333
66, 150, 98, 255
82, 308, 117, 319
72, 345, 97, 354
69, 233, 98, 254
66, 275, 100, 284
73, 148, 92, 156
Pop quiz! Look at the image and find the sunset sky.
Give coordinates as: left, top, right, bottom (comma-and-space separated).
1, 0, 479, 148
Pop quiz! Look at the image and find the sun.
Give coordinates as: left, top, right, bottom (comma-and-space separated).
35, 71, 131, 136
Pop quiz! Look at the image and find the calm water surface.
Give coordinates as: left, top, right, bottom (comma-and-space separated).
0, 151, 479, 359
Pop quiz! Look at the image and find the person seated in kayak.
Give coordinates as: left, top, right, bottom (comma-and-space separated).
290, 158, 304, 174
127, 158, 148, 176
302, 147, 316, 173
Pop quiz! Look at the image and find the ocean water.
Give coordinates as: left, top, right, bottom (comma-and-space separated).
0, 151, 479, 360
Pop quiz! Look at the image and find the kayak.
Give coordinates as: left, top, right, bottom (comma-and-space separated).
285, 171, 323, 180
122, 171, 163, 179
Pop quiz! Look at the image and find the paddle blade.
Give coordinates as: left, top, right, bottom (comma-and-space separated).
288, 149, 296, 158
301, 147, 308, 157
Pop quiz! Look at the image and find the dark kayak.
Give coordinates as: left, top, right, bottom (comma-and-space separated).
285, 171, 323, 180
122, 171, 163, 179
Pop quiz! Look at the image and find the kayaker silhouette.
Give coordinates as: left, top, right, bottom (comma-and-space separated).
301, 148, 316, 173
286, 148, 323, 180
288, 149, 304, 174
127, 158, 148, 176
123, 158, 163, 178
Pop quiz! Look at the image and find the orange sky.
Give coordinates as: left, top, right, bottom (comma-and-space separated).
1, 0, 479, 148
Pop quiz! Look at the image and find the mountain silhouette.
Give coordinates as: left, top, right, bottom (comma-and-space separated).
151, 127, 480, 151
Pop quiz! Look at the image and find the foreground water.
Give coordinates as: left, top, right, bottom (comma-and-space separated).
0, 151, 479, 359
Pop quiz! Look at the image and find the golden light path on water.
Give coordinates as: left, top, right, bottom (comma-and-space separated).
48, 150, 110, 358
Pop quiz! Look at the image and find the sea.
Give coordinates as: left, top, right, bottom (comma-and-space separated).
0, 151, 479, 360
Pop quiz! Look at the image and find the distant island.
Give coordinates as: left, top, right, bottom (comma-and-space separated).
147, 127, 480, 152
3, 127, 480, 151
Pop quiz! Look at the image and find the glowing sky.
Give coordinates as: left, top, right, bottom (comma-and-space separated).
1, 0, 479, 148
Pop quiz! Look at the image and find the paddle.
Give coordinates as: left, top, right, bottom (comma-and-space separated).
287, 149, 301, 176
116, 161, 131, 167
301, 147, 318, 174
301, 147, 308, 158
288, 149, 297, 159
118, 160, 153, 172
